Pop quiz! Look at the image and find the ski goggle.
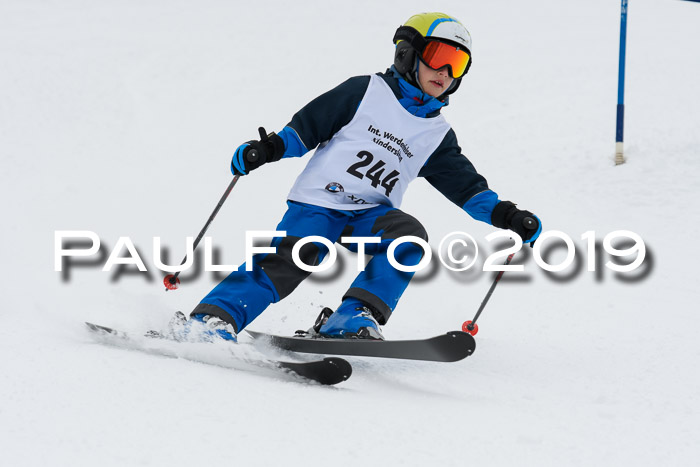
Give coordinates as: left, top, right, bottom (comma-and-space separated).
420, 40, 471, 79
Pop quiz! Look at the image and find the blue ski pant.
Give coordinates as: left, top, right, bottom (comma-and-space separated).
193, 201, 428, 331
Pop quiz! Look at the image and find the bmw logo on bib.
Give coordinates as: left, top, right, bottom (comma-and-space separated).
325, 182, 344, 193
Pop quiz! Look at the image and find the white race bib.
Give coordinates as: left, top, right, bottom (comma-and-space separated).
288, 74, 451, 210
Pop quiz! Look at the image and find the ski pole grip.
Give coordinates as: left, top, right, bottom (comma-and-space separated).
523, 216, 537, 248
245, 127, 269, 163
522, 216, 537, 229
246, 148, 260, 163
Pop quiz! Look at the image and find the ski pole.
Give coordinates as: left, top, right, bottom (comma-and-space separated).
163, 174, 242, 291
462, 217, 536, 335
462, 253, 514, 336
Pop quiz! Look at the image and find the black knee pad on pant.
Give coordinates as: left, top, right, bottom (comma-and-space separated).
372, 209, 428, 242
341, 209, 428, 244
257, 235, 323, 300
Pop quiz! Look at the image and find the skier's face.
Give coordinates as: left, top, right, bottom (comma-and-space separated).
417, 61, 454, 98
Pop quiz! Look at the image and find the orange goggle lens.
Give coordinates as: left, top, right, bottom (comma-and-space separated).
421, 41, 471, 78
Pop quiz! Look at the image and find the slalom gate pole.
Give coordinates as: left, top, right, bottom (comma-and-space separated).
164, 174, 241, 291
615, 0, 628, 165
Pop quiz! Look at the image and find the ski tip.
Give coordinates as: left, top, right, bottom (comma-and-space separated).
322, 357, 353, 381
443, 331, 477, 360
446, 330, 475, 338
279, 357, 353, 385
85, 322, 108, 332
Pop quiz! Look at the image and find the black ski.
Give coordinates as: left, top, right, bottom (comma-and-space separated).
246, 330, 476, 362
85, 322, 351, 385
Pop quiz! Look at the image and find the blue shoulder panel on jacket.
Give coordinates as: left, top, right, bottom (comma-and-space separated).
462, 190, 500, 225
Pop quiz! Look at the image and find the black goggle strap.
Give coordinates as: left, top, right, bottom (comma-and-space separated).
393, 26, 427, 53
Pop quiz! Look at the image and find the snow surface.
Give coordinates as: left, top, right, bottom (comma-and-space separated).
2, 0, 700, 465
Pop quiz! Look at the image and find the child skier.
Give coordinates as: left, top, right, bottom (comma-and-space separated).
173, 12, 542, 342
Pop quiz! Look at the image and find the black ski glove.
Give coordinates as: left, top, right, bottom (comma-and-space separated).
231, 127, 285, 176
491, 201, 542, 244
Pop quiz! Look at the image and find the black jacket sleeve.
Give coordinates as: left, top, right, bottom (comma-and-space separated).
418, 129, 491, 208
286, 75, 371, 150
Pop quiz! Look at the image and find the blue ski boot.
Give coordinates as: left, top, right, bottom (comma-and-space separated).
318, 299, 384, 340
167, 311, 238, 343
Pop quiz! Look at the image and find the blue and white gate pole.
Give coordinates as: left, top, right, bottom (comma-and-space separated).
615, 0, 628, 165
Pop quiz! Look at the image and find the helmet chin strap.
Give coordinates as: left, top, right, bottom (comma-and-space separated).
414, 60, 427, 95
443, 77, 459, 96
